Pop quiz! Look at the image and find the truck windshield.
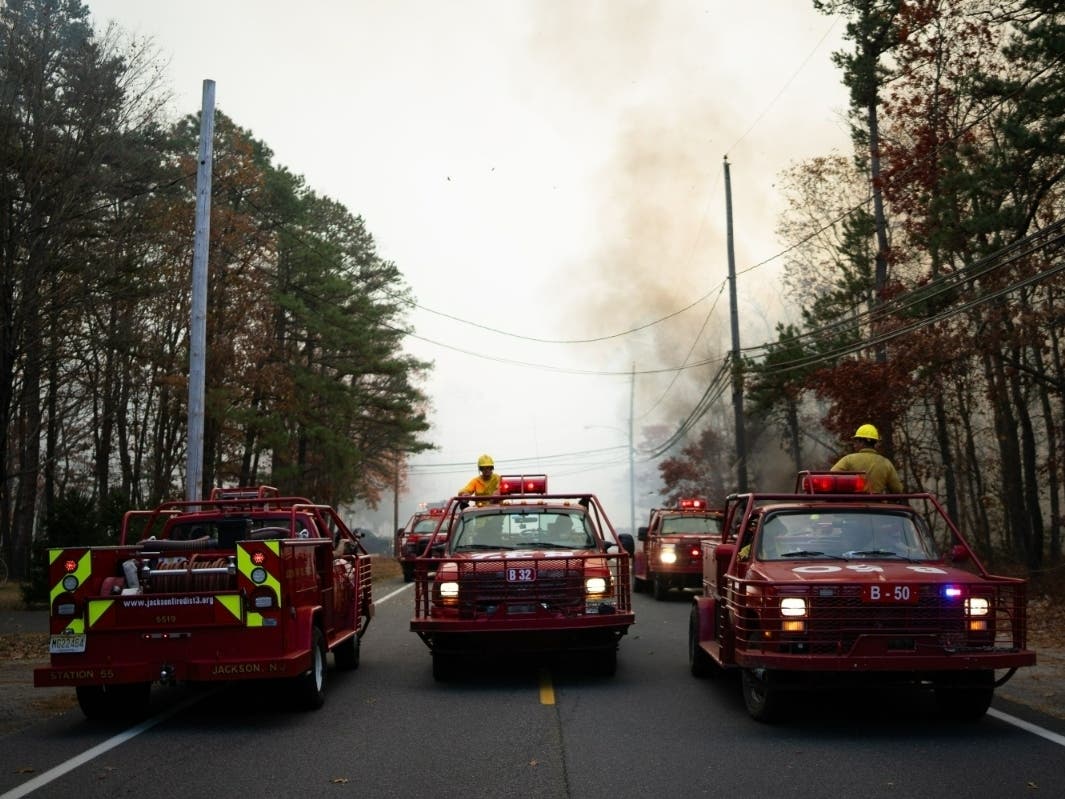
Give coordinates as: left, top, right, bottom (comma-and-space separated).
451, 511, 592, 551
661, 516, 722, 534
756, 510, 939, 561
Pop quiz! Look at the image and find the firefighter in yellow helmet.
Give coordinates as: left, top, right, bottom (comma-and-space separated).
458, 454, 501, 497
830, 423, 903, 493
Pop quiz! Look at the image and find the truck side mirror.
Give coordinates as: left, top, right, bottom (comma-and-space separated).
637, 526, 648, 542
617, 533, 635, 557
949, 544, 969, 563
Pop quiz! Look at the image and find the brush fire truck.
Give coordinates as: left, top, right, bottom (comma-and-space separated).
34, 486, 374, 718
688, 471, 1036, 722
634, 498, 725, 600
395, 503, 449, 582
411, 475, 635, 680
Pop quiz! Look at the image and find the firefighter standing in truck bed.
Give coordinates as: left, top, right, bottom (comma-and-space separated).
458, 454, 501, 497
830, 423, 903, 493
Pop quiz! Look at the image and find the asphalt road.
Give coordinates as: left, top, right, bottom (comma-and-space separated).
2, 580, 1064, 799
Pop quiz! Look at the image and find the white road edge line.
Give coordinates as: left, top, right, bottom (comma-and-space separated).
1, 693, 204, 799
988, 707, 1065, 747
375, 581, 413, 605
3, 579, 415, 798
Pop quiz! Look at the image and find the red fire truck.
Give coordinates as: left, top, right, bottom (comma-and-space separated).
411, 475, 635, 680
34, 486, 374, 718
634, 498, 725, 600
688, 472, 1036, 722
395, 503, 449, 582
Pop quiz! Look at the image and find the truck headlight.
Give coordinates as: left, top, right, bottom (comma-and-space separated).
965, 597, 989, 616
659, 546, 677, 565
780, 597, 807, 617
585, 577, 607, 595
439, 581, 459, 598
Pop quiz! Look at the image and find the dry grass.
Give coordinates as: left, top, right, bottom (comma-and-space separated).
371, 554, 401, 581
0, 581, 23, 611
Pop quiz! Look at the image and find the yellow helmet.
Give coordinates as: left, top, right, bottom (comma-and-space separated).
477, 454, 494, 468
854, 423, 880, 441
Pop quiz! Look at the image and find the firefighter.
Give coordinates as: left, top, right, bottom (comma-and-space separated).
458, 454, 501, 497
830, 423, 903, 493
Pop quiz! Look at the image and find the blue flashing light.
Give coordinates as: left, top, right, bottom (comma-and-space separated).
943, 586, 962, 599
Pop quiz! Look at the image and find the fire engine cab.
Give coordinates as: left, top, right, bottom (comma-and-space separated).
634, 498, 725, 600
688, 472, 1036, 722
395, 503, 449, 582
34, 486, 374, 718
411, 475, 635, 680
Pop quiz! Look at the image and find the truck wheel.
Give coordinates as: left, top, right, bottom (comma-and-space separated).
688, 605, 717, 678
333, 632, 360, 670
652, 574, 668, 601
589, 647, 618, 677
741, 669, 782, 722
632, 575, 647, 593
935, 670, 994, 721
76, 682, 151, 721
292, 627, 327, 710
402, 563, 414, 583
432, 652, 458, 682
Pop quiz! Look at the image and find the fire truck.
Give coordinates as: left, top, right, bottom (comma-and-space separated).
688, 472, 1036, 722
395, 503, 449, 582
34, 486, 374, 718
411, 475, 635, 680
633, 498, 725, 600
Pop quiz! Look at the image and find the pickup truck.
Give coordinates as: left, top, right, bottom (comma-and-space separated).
689, 471, 1036, 721
34, 485, 374, 718
411, 475, 635, 679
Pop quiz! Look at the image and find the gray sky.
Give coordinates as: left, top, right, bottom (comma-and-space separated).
87, 0, 852, 533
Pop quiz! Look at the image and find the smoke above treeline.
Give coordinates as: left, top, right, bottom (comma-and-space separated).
521, 2, 831, 441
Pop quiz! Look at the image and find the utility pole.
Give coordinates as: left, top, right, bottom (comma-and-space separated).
628, 363, 636, 536
186, 79, 216, 502
724, 156, 748, 491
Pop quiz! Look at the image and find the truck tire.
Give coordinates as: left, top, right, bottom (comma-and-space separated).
589, 647, 618, 677
688, 605, 717, 678
632, 574, 647, 593
652, 574, 668, 601
432, 652, 459, 682
76, 682, 151, 721
741, 668, 782, 722
292, 627, 327, 710
402, 563, 414, 583
934, 670, 994, 721
333, 632, 360, 670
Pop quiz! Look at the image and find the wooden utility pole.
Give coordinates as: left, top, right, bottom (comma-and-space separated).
186, 79, 216, 501
724, 156, 748, 491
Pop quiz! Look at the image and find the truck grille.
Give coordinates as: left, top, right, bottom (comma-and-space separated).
413, 554, 632, 620
727, 581, 1026, 654
458, 558, 585, 615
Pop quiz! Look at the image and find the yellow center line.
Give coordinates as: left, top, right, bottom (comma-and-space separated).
538, 667, 555, 705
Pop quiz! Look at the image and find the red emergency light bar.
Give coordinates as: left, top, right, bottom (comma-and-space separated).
678, 498, 708, 510
428, 507, 446, 516
499, 474, 548, 495
800, 471, 867, 494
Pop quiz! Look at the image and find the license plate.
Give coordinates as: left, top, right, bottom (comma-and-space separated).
506, 567, 536, 582
49, 634, 86, 653
861, 584, 918, 604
